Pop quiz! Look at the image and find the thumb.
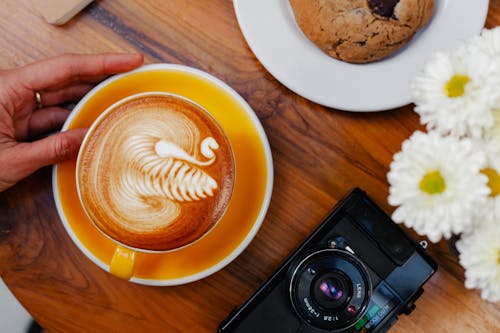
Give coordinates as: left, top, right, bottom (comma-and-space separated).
8, 128, 87, 182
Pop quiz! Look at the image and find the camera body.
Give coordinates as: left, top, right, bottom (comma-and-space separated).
219, 188, 437, 333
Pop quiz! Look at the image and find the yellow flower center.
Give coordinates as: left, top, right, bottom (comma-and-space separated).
498, 249, 500, 265
444, 74, 470, 98
419, 171, 446, 194
481, 168, 500, 197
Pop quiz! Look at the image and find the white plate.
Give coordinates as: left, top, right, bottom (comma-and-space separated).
233, 0, 489, 112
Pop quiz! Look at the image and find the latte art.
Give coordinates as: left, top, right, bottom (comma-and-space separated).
155, 137, 219, 165
123, 135, 219, 203
77, 94, 234, 251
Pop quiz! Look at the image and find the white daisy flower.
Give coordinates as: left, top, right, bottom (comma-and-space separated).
456, 217, 500, 303
469, 27, 500, 59
387, 131, 489, 243
411, 48, 500, 138
476, 139, 500, 221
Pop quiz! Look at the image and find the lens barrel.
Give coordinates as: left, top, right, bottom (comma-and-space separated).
289, 249, 371, 331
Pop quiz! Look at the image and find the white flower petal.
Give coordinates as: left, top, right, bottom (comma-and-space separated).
456, 217, 500, 303
469, 27, 500, 59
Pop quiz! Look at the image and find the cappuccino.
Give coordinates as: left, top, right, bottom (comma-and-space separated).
77, 93, 234, 251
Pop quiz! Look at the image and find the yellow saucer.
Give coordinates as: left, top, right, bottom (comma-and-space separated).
52, 64, 273, 285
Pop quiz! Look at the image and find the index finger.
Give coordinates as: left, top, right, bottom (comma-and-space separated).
15, 53, 144, 91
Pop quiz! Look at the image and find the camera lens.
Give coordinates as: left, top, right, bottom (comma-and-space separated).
312, 272, 351, 310
289, 249, 371, 331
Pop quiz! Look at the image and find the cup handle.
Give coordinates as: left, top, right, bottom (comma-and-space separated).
110, 245, 136, 280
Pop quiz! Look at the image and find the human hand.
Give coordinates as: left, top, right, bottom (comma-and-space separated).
0, 53, 144, 191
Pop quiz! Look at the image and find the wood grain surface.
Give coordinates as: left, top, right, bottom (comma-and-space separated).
1, 0, 499, 332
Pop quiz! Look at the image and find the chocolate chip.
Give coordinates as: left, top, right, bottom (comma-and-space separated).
368, 0, 400, 18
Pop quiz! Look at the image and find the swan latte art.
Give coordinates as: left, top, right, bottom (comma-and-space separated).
77, 94, 235, 251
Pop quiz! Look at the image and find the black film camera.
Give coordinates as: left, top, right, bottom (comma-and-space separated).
219, 188, 437, 333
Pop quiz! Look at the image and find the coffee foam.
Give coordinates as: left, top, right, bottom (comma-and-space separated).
77, 94, 234, 251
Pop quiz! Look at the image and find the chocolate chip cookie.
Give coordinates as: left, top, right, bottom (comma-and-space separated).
289, 0, 434, 63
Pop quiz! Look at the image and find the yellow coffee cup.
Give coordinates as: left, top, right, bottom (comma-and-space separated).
75, 91, 235, 280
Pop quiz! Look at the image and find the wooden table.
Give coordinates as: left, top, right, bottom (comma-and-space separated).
1, 1, 499, 332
